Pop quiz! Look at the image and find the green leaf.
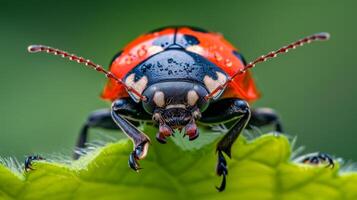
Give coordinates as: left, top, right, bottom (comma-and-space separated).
0, 125, 356, 200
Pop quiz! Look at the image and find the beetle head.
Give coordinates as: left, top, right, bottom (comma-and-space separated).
142, 81, 208, 142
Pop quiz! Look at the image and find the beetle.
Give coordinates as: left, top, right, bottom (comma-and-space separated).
26, 26, 333, 191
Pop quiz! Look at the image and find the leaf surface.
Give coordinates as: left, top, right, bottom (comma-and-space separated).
0, 126, 356, 200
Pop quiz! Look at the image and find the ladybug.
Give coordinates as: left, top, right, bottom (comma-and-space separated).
27, 26, 330, 191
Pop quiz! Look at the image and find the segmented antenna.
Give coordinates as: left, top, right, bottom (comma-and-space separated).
205, 32, 330, 100
27, 45, 147, 101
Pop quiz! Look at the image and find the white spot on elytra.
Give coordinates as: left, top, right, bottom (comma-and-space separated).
147, 46, 163, 54
204, 72, 227, 91
125, 74, 148, 101
186, 45, 204, 54
203, 72, 227, 99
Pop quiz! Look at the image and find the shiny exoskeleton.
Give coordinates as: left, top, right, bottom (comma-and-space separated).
26, 26, 333, 191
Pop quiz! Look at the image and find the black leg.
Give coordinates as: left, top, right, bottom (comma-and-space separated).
74, 109, 118, 159
297, 152, 335, 168
111, 99, 151, 171
248, 108, 283, 132
200, 98, 251, 192
24, 155, 44, 172
74, 98, 151, 159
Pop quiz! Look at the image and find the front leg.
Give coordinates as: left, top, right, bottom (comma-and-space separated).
111, 100, 151, 171
73, 98, 151, 159
200, 98, 251, 191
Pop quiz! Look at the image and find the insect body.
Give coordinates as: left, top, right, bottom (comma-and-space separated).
28, 26, 330, 191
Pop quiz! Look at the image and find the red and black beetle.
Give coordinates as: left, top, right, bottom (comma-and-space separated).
26, 26, 331, 191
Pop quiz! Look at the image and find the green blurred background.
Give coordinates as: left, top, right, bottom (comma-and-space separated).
0, 0, 356, 161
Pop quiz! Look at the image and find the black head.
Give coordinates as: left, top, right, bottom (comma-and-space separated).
143, 81, 208, 124
142, 81, 209, 141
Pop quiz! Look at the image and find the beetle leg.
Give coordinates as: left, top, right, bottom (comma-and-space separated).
111, 99, 151, 172
24, 155, 44, 172
215, 150, 227, 191
248, 108, 283, 132
74, 98, 151, 159
74, 109, 118, 159
200, 98, 251, 191
296, 152, 335, 168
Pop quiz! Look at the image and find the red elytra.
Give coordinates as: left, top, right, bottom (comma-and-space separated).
101, 27, 260, 102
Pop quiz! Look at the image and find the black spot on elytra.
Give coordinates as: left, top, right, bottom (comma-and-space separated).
139, 63, 153, 74
176, 34, 200, 48
152, 36, 173, 48
183, 35, 200, 46
110, 50, 123, 65
232, 50, 247, 65
134, 73, 142, 81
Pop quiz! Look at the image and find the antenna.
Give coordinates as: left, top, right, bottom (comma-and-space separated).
28, 45, 147, 101
205, 32, 330, 100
